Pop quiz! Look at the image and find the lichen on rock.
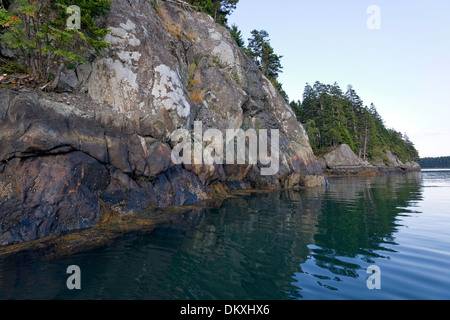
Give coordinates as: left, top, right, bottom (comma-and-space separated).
152, 64, 191, 118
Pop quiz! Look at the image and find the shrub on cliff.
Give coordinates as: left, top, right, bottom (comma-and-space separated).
186, 0, 238, 25
0, 0, 111, 83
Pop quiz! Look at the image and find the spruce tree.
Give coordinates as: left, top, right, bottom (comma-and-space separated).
229, 24, 245, 48
186, 0, 238, 25
247, 30, 283, 81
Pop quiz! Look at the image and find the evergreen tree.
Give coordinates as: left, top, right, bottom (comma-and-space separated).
304, 119, 320, 150
247, 29, 283, 81
290, 100, 302, 120
186, 0, 238, 25
246, 29, 287, 101
294, 82, 419, 163
229, 24, 245, 48
299, 83, 316, 122
345, 85, 363, 108
0, 0, 111, 83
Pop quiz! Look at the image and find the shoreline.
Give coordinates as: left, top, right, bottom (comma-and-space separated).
0, 169, 422, 258
0, 187, 309, 259
322, 166, 421, 178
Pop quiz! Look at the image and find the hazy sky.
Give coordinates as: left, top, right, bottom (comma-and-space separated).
228, 0, 450, 158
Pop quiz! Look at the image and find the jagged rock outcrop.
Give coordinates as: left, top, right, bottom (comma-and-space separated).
318, 144, 373, 174
319, 144, 421, 175
0, 0, 325, 246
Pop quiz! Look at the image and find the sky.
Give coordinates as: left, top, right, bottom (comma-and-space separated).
228, 0, 450, 158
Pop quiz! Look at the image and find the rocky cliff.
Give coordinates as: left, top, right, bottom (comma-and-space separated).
318, 144, 421, 175
0, 0, 325, 246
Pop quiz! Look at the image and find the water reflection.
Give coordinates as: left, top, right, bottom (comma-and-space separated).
0, 173, 426, 299
292, 173, 423, 299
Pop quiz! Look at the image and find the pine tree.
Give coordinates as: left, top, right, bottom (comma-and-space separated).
246, 29, 287, 101
247, 30, 283, 81
229, 24, 245, 48
0, 0, 111, 83
186, 0, 238, 25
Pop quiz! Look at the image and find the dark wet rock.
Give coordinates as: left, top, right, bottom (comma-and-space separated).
56, 69, 78, 92
152, 172, 176, 208
0, 152, 108, 245
145, 140, 172, 178
164, 166, 207, 207
99, 167, 149, 215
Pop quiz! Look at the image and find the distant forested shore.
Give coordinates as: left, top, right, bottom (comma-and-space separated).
419, 156, 450, 169
290, 82, 419, 165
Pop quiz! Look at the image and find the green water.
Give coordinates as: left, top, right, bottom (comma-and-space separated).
1, 170, 449, 300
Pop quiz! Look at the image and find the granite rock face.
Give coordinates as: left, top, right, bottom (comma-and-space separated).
85, 0, 324, 187
319, 144, 369, 168
0, 0, 325, 245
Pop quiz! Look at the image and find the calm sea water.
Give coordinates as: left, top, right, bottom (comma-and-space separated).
1, 170, 449, 300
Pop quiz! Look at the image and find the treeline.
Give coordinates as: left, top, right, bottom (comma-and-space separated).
185, 0, 238, 25
419, 157, 450, 168
290, 82, 419, 164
